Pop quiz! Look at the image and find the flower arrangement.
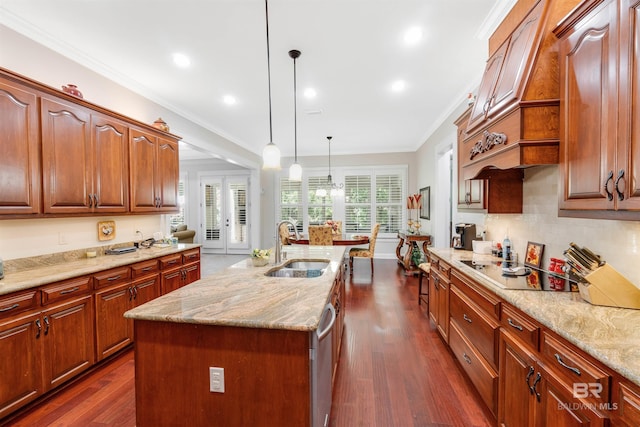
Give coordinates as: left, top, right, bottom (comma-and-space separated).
406, 193, 422, 234
325, 220, 339, 233
251, 248, 271, 266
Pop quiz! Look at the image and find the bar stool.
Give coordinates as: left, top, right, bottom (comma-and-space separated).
418, 262, 430, 306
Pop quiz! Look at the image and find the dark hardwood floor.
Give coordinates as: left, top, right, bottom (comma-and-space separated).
5, 259, 494, 427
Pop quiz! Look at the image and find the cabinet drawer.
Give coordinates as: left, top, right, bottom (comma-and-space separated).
435, 260, 451, 279
500, 304, 540, 351
541, 332, 611, 403
131, 259, 159, 278
449, 321, 498, 416
159, 253, 182, 270
450, 285, 499, 368
182, 249, 200, 263
41, 275, 91, 305
614, 381, 640, 426
0, 290, 39, 318
93, 266, 131, 289
451, 270, 500, 319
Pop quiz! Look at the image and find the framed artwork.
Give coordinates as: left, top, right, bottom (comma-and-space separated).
524, 241, 544, 268
98, 220, 116, 241
526, 270, 541, 289
419, 186, 430, 220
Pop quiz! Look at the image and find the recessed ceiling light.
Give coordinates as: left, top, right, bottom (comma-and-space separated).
172, 53, 191, 68
391, 80, 406, 92
304, 88, 317, 98
404, 27, 423, 45
223, 95, 237, 105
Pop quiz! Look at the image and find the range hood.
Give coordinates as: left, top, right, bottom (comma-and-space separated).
459, 0, 581, 181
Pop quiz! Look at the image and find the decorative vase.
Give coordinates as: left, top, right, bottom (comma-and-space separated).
252, 257, 269, 267
62, 84, 83, 98
153, 117, 170, 132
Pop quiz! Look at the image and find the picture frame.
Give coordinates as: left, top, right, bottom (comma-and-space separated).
524, 241, 544, 268
419, 186, 430, 220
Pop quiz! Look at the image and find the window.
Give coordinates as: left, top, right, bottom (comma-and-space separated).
169, 179, 186, 227
277, 166, 407, 237
279, 177, 303, 232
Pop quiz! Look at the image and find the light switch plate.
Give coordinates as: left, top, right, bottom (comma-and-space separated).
209, 367, 224, 393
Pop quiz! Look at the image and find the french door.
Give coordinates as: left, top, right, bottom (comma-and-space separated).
201, 176, 250, 253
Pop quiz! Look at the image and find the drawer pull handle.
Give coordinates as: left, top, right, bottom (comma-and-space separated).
167, 260, 178, 265
142, 267, 153, 271
35, 318, 42, 338
463, 314, 472, 323
508, 318, 523, 331
526, 366, 535, 394
107, 275, 122, 281
0, 303, 19, 313
60, 287, 79, 295
532, 373, 542, 402
554, 353, 581, 376
462, 353, 472, 365
43, 316, 50, 336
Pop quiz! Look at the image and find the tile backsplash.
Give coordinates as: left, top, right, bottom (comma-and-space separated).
466, 165, 640, 286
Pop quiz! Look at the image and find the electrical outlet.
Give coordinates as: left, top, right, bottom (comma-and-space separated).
209, 367, 224, 393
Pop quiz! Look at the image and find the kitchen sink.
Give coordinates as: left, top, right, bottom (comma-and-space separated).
283, 260, 329, 270
265, 259, 330, 278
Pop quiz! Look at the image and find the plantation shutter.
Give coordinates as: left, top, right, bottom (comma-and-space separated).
344, 175, 372, 233
307, 176, 332, 224
279, 177, 303, 232
375, 174, 403, 234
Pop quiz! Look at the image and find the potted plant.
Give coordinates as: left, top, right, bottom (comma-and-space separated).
251, 249, 271, 267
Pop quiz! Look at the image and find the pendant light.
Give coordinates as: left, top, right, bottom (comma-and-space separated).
315, 136, 344, 197
288, 49, 302, 181
261, 0, 281, 170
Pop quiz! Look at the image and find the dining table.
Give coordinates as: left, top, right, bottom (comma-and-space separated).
289, 234, 370, 246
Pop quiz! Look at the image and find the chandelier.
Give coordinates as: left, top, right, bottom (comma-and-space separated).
315, 136, 344, 197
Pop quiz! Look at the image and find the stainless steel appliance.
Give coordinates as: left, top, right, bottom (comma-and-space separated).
453, 223, 476, 250
460, 260, 579, 291
310, 303, 336, 427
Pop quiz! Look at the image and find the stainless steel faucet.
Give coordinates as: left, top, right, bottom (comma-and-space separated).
275, 220, 300, 264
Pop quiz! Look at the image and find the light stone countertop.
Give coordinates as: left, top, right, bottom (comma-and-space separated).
124, 246, 346, 332
0, 244, 201, 296
429, 247, 640, 387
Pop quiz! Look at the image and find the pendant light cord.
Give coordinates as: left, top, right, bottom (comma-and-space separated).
293, 55, 298, 162
327, 136, 333, 184
265, 0, 273, 144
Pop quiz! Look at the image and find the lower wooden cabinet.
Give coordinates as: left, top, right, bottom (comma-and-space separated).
160, 250, 200, 294
428, 255, 450, 342
331, 264, 346, 385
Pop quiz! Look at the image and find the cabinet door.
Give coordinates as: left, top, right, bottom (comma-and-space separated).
490, 1, 544, 116
459, 179, 486, 210
0, 79, 41, 215
161, 268, 183, 294
41, 295, 95, 391
91, 115, 129, 213
499, 330, 537, 427
558, 0, 618, 211
617, 0, 640, 210
129, 128, 159, 212
428, 273, 439, 326
41, 96, 93, 214
436, 278, 449, 341
535, 364, 608, 427
157, 136, 179, 212
133, 275, 161, 307
95, 283, 133, 361
0, 310, 42, 419
467, 43, 508, 132
182, 262, 201, 287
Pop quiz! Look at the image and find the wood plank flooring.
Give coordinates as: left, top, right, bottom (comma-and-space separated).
4, 259, 494, 427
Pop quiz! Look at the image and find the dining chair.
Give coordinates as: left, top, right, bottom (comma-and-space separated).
279, 222, 294, 245
348, 223, 380, 275
308, 225, 333, 245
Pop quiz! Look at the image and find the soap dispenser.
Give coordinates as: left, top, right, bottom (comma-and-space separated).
502, 235, 512, 262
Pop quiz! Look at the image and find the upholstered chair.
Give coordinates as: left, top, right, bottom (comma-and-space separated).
348, 223, 380, 275
308, 225, 334, 245
279, 222, 293, 245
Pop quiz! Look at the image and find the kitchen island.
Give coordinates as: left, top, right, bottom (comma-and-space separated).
124, 245, 346, 427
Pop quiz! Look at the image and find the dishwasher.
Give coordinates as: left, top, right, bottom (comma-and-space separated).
310, 302, 336, 427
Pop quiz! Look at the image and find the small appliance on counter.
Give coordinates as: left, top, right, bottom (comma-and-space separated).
453, 223, 476, 250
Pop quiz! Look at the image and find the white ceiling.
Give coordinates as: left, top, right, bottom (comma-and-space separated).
0, 0, 514, 159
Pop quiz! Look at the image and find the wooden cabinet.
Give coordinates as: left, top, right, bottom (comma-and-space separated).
612, 379, 640, 426
0, 78, 40, 215
0, 66, 180, 219
428, 254, 450, 342
331, 264, 346, 386
159, 248, 201, 294
499, 318, 610, 427
556, 0, 640, 218
129, 127, 179, 213
456, 107, 486, 211
0, 278, 94, 419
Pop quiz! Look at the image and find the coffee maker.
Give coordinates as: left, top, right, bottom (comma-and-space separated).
453, 223, 476, 250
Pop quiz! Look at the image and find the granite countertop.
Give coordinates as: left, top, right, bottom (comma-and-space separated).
0, 244, 201, 296
124, 245, 346, 332
429, 247, 640, 387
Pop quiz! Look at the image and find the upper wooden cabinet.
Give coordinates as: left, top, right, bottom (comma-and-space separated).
0, 67, 180, 218
456, 107, 486, 211
555, 0, 640, 219
129, 128, 179, 213
467, 1, 544, 134
0, 79, 41, 215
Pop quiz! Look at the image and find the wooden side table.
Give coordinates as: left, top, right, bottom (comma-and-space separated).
396, 231, 432, 274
